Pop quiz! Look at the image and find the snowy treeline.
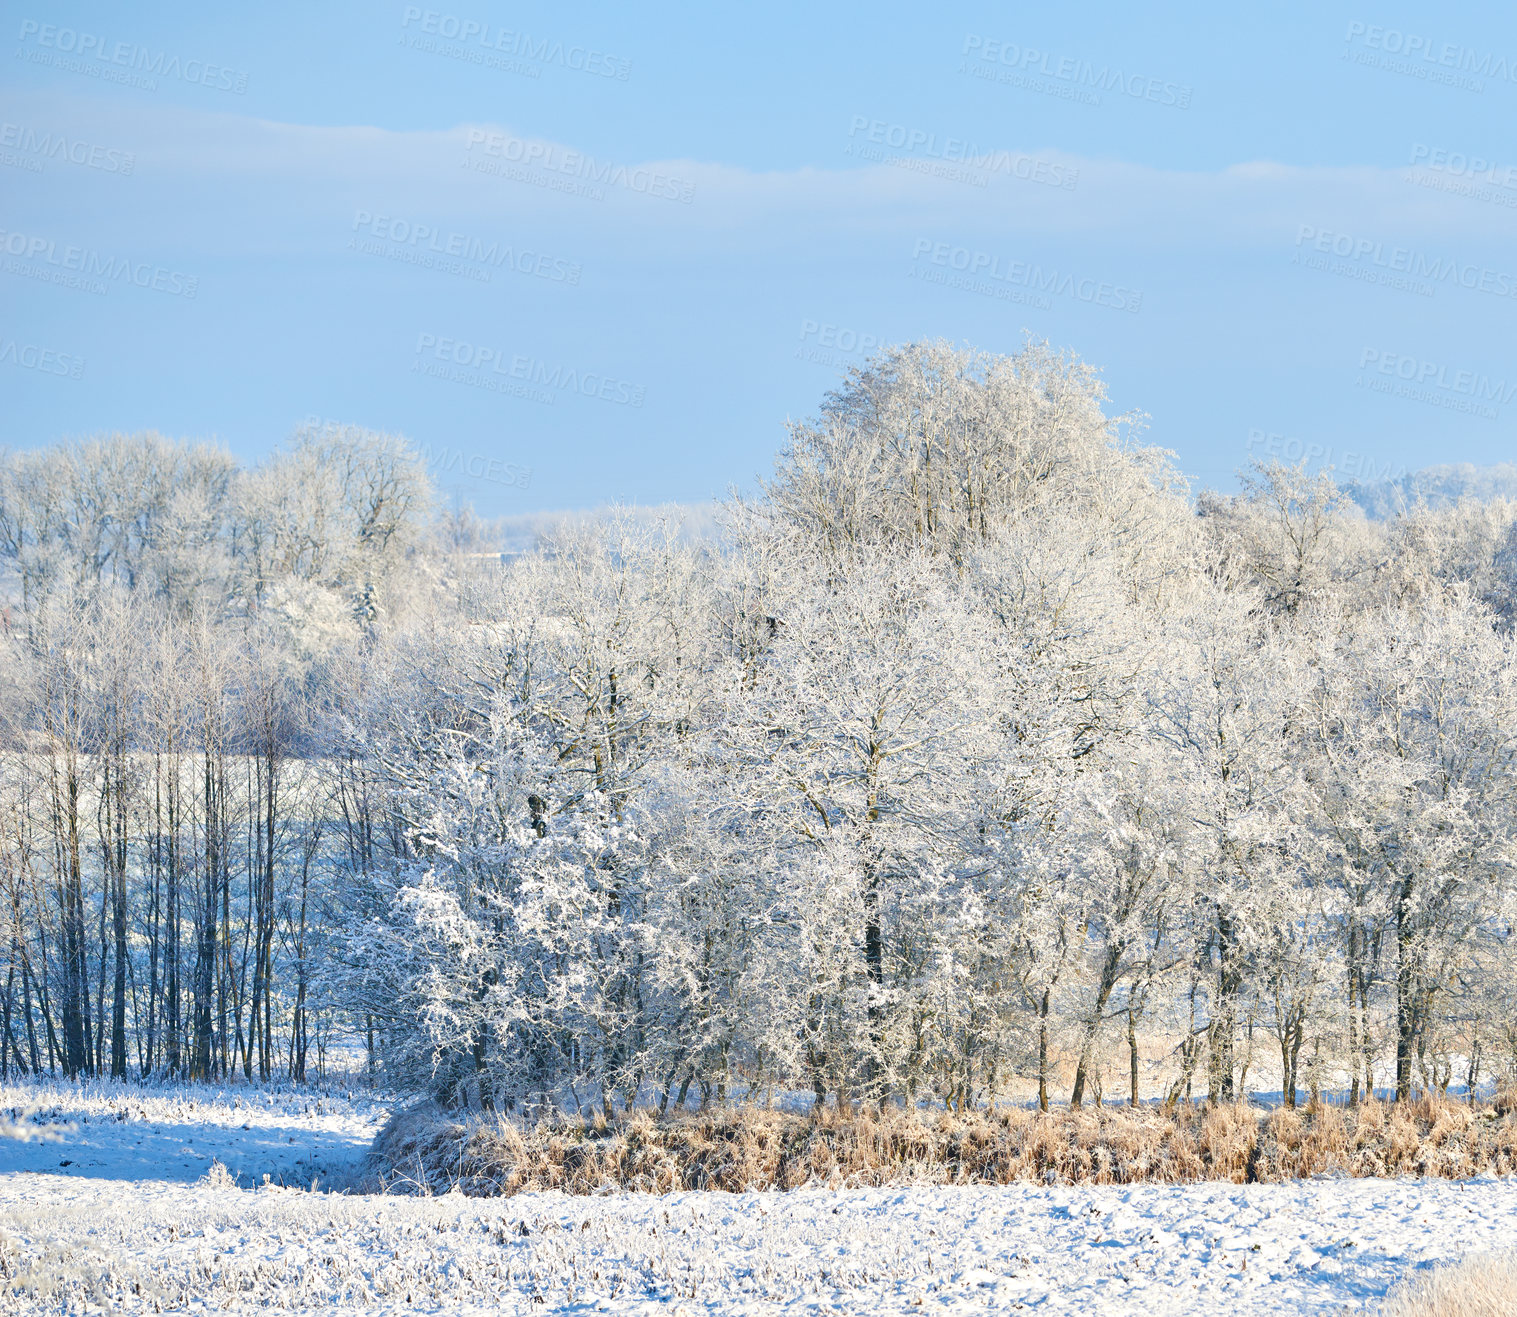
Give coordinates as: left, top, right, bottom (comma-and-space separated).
3, 341, 1517, 1116
1346, 461, 1517, 519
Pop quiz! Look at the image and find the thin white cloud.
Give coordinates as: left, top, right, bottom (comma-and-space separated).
3, 86, 1515, 252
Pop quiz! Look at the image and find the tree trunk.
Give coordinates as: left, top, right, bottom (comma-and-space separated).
1210, 908, 1240, 1102
1037, 987, 1051, 1113
1394, 874, 1416, 1102
1128, 1001, 1140, 1107
1070, 944, 1122, 1108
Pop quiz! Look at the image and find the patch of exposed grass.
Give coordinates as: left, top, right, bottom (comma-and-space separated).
360, 1092, 1517, 1196
1383, 1250, 1517, 1316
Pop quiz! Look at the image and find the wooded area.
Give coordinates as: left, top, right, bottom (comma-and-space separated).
3, 341, 1515, 1114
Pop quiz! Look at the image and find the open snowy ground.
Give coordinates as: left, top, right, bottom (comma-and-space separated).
2, 1080, 1514, 1314
0, 1076, 389, 1187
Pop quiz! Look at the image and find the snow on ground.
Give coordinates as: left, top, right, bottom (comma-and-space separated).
1, 1080, 1513, 1314
0, 1077, 388, 1187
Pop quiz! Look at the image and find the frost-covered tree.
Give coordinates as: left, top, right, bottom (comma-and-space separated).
3, 345, 1517, 1112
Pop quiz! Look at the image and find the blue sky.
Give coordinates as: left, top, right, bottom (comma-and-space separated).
4, 0, 1516, 515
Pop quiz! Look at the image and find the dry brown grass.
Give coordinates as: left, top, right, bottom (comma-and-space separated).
358, 1092, 1517, 1197
1382, 1251, 1517, 1317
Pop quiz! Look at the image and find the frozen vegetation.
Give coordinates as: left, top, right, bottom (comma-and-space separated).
4, 342, 1517, 1311
5, 344, 1517, 1123
1, 1077, 1514, 1313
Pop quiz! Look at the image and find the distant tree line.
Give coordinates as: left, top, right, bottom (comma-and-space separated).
2, 343, 1516, 1113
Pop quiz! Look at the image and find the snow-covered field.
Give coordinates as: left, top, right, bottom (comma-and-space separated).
1, 1080, 1512, 1314
0, 1078, 389, 1187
